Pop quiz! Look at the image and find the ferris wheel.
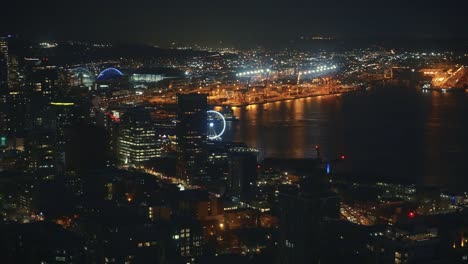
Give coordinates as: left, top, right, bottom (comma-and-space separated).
207, 110, 226, 140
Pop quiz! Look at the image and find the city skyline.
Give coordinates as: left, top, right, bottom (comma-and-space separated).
1, 5, 467, 263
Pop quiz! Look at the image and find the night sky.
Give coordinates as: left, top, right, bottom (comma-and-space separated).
2, 0, 467, 46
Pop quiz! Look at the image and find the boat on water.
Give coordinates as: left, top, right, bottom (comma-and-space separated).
221, 106, 239, 121
421, 84, 465, 93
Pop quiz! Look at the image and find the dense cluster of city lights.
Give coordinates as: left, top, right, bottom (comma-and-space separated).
300, 65, 338, 75
236, 69, 270, 76
235, 65, 337, 77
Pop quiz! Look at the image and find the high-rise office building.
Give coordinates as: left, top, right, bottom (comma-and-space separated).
0, 37, 26, 145
27, 64, 59, 100
24, 62, 60, 141
228, 144, 258, 199
7, 55, 21, 89
0, 37, 9, 139
170, 217, 204, 263
65, 123, 109, 173
0, 37, 8, 90
118, 107, 160, 166
279, 180, 340, 264
24, 129, 56, 179
176, 93, 208, 185
5, 90, 26, 139
0, 35, 24, 91
49, 99, 81, 172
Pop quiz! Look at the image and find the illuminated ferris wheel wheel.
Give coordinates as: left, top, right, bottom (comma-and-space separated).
207, 110, 226, 140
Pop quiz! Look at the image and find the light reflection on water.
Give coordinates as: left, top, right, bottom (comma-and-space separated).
222, 88, 468, 192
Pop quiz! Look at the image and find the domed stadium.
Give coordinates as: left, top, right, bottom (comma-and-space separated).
70, 67, 95, 87
96, 68, 124, 81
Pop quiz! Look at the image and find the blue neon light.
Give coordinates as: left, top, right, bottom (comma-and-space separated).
97, 68, 124, 80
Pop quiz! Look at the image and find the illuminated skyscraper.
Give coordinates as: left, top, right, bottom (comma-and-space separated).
5, 89, 26, 139
0, 37, 9, 138
118, 107, 160, 166
0, 37, 8, 90
49, 100, 82, 171
7, 55, 21, 89
0, 36, 28, 147
176, 93, 208, 185
27, 64, 59, 100
24, 129, 56, 179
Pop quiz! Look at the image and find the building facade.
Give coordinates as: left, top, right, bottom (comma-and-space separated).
176, 93, 208, 184
118, 107, 159, 166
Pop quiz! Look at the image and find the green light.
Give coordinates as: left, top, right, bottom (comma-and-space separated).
50, 102, 74, 106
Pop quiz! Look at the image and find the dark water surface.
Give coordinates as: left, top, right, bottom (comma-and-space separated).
221, 87, 468, 192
